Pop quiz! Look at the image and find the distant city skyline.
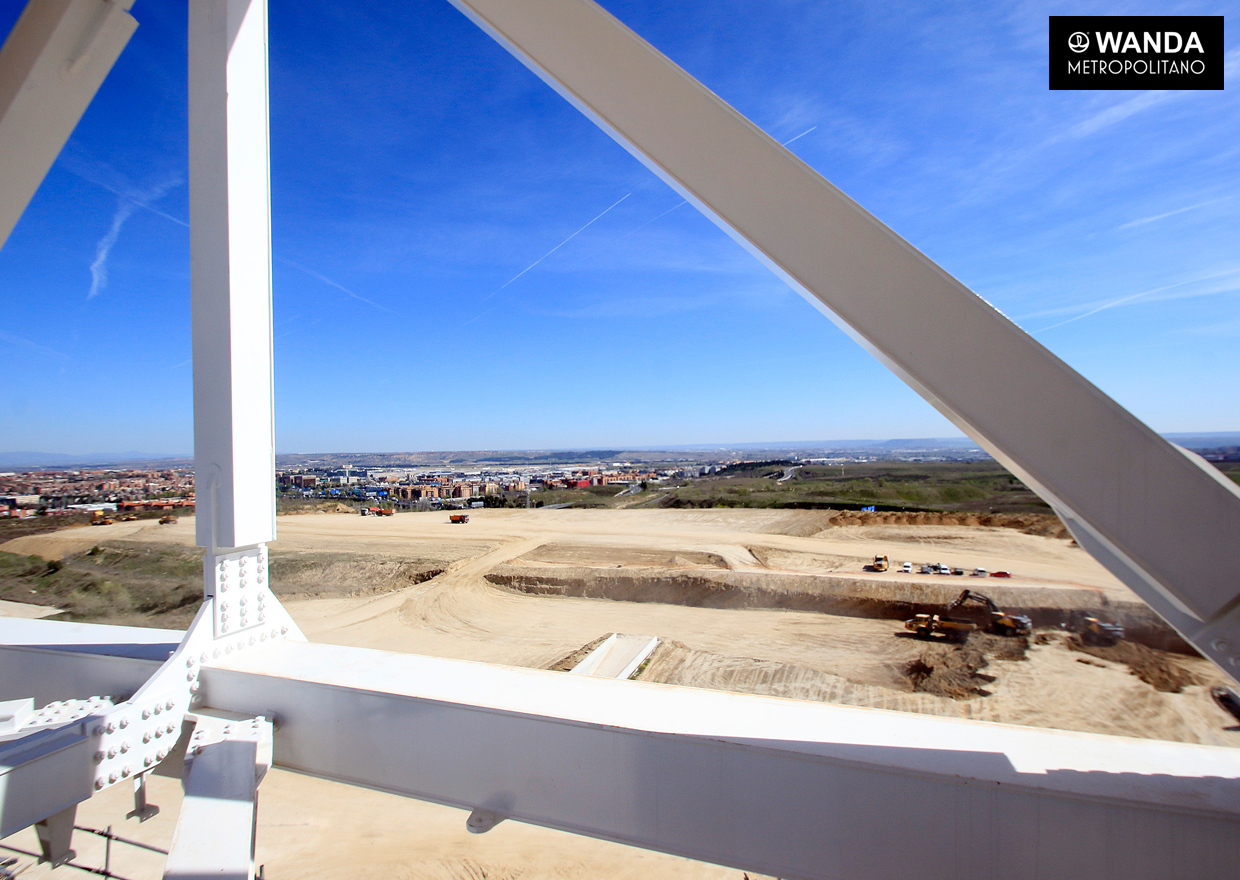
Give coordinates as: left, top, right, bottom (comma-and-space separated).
1, 1, 1237, 454
3, 431, 1238, 471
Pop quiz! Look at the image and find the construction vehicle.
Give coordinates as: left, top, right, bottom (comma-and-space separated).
872, 554, 889, 572
90, 511, 115, 526
1064, 610, 1124, 646
905, 589, 1032, 640
119, 514, 139, 522
449, 514, 469, 524
159, 515, 178, 525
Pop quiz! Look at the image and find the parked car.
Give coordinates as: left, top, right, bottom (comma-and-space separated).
901, 562, 913, 574
971, 568, 988, 577
990, 570, 1012, 578
951, 567, 965, 576
919, 564, 936, 574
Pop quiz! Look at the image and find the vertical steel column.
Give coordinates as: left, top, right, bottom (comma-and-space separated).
188, 0, 274, 624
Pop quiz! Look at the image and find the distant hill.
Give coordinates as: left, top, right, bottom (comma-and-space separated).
4, 432, 1237, 471
0, 451, 190, 469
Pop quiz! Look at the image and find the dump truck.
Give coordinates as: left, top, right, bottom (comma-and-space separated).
872, 554, 889, 572
449, 514, 469, 524
905, 589, 1032, 640
1065, 610, 1124, 646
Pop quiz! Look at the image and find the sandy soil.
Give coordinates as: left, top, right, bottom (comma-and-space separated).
1, 769, 769, 880
3, 508, 1236, 879
0, 598, 61, 619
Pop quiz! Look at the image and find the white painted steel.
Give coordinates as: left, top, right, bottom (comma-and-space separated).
0, 598, 292, 838
163, 711, 272, 880
201, 640, 1240, 880
189, 0, 276, 552
5, 632, 1240, 878
0, 0, 136, 249
0, 700, 33, 736
0, 721, 93, 841
33, 804, 77, 866
445, 0, 1240, 682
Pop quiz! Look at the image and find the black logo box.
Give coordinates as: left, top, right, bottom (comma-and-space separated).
1049, 16, 1224, 90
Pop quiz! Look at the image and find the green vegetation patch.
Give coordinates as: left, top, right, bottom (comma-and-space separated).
662, 460, 1052, 513
0, 543, 204, 629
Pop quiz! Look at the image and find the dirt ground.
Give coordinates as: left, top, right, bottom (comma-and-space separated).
2, 508, 1237, 879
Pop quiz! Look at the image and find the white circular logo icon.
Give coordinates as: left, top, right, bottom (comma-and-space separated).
1068, 32, 1089, 53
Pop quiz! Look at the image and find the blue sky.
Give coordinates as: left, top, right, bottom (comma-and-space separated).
0, 0, 1237, 455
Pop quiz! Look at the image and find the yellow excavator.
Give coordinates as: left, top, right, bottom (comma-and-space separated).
905, 589, 1032, 641
1065, 610, 1124, 646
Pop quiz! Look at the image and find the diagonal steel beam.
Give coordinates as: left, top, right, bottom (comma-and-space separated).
444, 0, 1240, 682
0, 0, 137, 250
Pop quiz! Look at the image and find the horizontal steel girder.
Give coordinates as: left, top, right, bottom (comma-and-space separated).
4, 636, 1239, 880
445, 0, 1240, 683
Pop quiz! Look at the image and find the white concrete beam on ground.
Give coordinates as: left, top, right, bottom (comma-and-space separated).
569, 633, 658, 679
0, 0, 136, 249
189, 0, 275, 553
163, 711, 272, 880
444, 0, 1240, 683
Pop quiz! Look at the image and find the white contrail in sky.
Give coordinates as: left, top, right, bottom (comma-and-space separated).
459, 191, 634, 329
277, 257, 396, 314
479, 192, 633, 305
87, 175, 181, 299
1036, 271, 1238, 332
1116, 197, 1225, 230
781, 125, 817, 146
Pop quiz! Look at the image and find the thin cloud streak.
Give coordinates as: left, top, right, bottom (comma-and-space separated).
1035, 271, 1240, 332
478, 192, 633, 306
59, 150, 189, 228
458, 192, 635, 329
1117, 198, 1225, 230
0, 329, 68, 359
1063, 90, 1175, 140
87, 175, 181, 299
277, 257, 396, 314
781, 125, 817, 146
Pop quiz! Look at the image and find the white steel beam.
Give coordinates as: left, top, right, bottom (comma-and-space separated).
163, 712, 272, 880
0, 0, 136, 249
444, 0, 1240, 682
188, 0, 275, 554
204, 641, 1240, 880
5, 632, 1240, 878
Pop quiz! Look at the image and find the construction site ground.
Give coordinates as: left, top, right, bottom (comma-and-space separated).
2, 508, 1237, 879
